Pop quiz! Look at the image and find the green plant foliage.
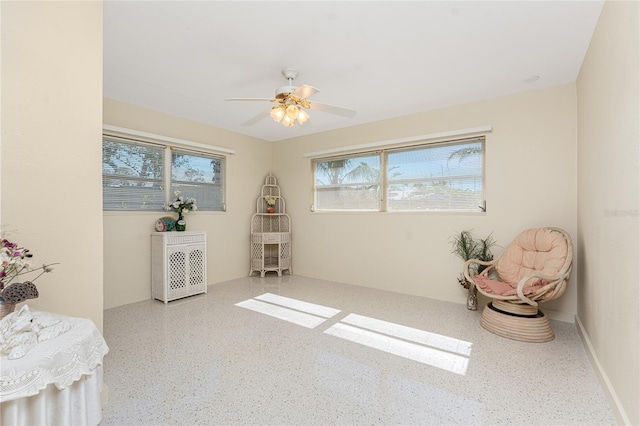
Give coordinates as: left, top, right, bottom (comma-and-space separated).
450, 230, 496, 273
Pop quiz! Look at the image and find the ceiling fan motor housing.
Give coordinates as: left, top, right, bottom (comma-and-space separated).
276, 68, 300, 99
275, 85, 297, 99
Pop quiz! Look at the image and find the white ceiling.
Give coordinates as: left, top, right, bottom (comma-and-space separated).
103, 1, 604, 143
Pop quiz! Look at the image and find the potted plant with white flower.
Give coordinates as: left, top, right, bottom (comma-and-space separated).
264, 196, 277, 213
167, 191, 197, 231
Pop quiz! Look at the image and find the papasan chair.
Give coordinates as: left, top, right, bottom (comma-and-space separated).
463, 227, 573, 342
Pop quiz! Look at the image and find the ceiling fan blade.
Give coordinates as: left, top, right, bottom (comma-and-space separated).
292, 84, 319, 99
225, 97, 276, 102
308, 101, 356, 118
242, 108, 272, 126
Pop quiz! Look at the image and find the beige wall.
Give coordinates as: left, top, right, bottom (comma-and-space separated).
2, 1, 635, 421
1, 2, 104, 329
102, 99, 271, 309
576, 1, 639, 424
273, 84, 578, 319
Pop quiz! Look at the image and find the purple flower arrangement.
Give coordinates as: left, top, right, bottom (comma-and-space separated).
0, 237, 57, 304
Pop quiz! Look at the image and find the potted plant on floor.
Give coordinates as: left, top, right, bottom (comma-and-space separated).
450, 230, 496, 310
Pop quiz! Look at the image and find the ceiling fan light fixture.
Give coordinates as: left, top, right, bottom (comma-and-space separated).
282, 115, 295, 127
270, 105, 285, 122
285, 104, 299, 120
270, 103, 310, 127
297, 108, 310, 125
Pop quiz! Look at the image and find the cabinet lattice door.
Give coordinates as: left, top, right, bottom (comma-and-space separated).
152, 231, 207, 303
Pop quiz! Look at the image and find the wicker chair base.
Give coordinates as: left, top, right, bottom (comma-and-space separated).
480, 301, 554, 343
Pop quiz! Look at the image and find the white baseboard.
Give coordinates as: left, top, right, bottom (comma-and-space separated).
575, 315, 630, 425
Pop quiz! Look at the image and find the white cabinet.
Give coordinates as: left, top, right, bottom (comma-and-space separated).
151, 231, 207, 303
250, 175, 292, 277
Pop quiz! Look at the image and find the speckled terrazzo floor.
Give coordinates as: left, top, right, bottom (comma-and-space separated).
101, 275, 616, 425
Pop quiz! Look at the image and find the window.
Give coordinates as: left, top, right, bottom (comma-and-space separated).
171, 149, 225, 211
386, 140, 484, 211
312, 137, 484, 212
102, 136, 226, 211
314, 153, 381, 211
102, 139, 165, 210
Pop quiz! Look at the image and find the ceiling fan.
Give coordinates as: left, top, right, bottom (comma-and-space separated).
225, 68, 356, 127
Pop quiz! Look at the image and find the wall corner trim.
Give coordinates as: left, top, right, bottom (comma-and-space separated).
575, 315, 630, 425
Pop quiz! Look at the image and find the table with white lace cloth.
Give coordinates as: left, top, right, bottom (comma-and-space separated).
0, 314, 109, 425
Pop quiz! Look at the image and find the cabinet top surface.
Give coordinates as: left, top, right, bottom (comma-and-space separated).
151, 231, 206, 237
251, 231, 290, 234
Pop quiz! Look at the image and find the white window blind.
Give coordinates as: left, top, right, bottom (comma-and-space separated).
102, 138, 165, 211
171, 149, 225, 211
102, 136, 227, 212
312, 137, 485, 213
387, 139, 484, 212
313, 153, 381, 211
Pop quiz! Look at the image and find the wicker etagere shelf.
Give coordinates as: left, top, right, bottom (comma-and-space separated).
249, 175, 292, 277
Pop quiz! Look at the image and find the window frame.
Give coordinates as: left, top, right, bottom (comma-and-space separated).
169, 147, 226, 212
102, 135, 227, 212
312, 151, 382, 212
102, 137, 166, 211
311, 136, 485, 214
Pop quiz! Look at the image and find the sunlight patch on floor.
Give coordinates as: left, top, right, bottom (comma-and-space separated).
325, 314, 472, 375
255, 293, 341, 318
236, 294, 472, 374
235, 293, 341, 329
341, 313, 472, 356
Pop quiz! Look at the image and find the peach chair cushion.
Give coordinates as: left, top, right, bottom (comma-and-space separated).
475, 228, 568, 296
474, 274, 546, 296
